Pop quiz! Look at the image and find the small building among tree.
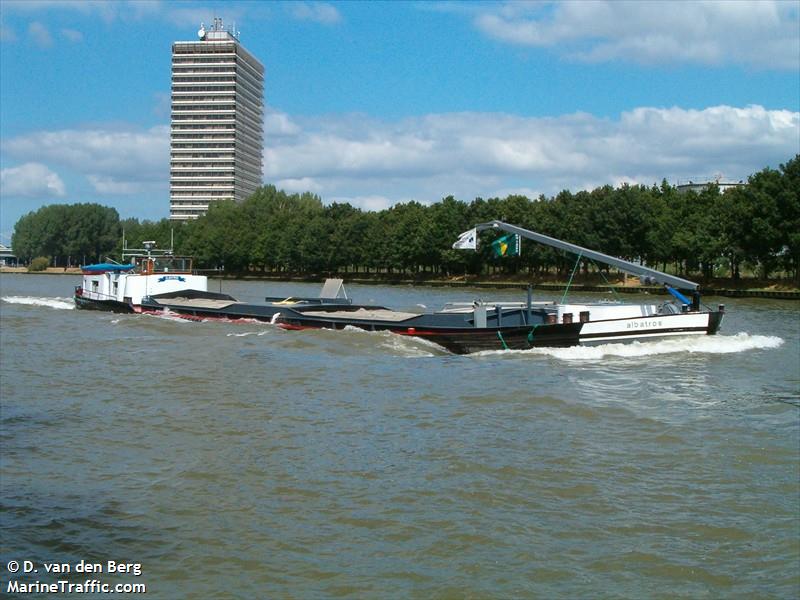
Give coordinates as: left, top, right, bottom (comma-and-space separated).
676, 175, 746, 194
0, 243, 18, 266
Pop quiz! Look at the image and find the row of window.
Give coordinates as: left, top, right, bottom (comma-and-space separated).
171, 133, 234, 140
172, 143, 236, 148
172, 76, 236, 83
172, 93, 263, 108
171, 187, 236, 192
170, 152, 234, 157
172, 86, 262, 103
172, 118, 236, 124
172, 113, 238, 118
172, 54, 236, 61
172, 89, 236, 95
170, 134, 262, 148
172, 56, 264, 80
172, 77, 260, 89
172, 171, 236, 177
171, 193, 235, 199
172, 68, 236, 76
171, 128, 235, 133
171, 166, 234, 171
172, 104, 236, 110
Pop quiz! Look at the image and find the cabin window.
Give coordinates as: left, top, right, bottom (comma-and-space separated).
92, 280, 99, 290
113, 282, 118, 293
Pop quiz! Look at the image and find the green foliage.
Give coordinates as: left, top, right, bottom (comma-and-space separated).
28, 256, 50, 272
12, 203, 121, 267
12, 156, 799, 281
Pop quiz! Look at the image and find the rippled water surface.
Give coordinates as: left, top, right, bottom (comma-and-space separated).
1, 274, 798, 598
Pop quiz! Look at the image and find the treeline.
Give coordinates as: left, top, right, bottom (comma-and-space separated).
12, 155, 799, 281
11, 203, 121, 268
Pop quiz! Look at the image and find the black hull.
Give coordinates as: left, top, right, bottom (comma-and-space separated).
139, 290, 725, 355
277, 317, 585, 354
276, 312, 724, 354
397, 323, 584, 354
708, 311, 724, 335
74, 295, 135, 313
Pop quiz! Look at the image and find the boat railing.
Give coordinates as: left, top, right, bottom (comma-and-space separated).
440, 300, 553, 313
132, 256, 195, 275
76, 287, 119, 302
193, 268, 224, 275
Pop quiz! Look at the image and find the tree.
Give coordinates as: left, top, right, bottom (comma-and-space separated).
11, 203, 120, 266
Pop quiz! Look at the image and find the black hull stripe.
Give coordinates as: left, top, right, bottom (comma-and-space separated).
74, 296, 135, 313
578, 326, 711, 340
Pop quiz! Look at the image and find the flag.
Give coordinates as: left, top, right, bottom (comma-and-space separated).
492, 234, 520, 257
452, 228, 477, 250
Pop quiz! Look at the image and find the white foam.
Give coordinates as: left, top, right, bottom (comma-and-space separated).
226, 330, 271, 337
476, 333, 784, 361
144, 310, 193, 324
1, 296, 75, 310
379, 333, 438, 357
334, 325, 437, 356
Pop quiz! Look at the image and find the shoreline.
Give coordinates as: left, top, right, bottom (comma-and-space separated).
2, 267, 798, 299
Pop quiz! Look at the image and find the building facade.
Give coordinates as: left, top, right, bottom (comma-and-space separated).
170, 18, 264, 220
676, 177, 746, 195
0, 243, 17, 267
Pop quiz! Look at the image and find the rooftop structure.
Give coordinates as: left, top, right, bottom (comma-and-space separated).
169, 17, 264, 220
676, 175, 746, 195
0, 243, 16, 266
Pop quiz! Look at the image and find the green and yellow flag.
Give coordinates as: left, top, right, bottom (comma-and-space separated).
491, 234, 520, 257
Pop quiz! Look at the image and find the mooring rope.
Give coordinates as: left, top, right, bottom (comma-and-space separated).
590, 258, 624, 302
560, 252, 583, 304
496, 330, 509, 350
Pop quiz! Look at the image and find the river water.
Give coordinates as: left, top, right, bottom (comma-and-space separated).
1, 274, 798, 599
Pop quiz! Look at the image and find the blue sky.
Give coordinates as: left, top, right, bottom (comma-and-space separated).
1, 0, 799, 243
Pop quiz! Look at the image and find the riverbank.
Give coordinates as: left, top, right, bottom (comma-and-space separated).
3, 267, 798, 299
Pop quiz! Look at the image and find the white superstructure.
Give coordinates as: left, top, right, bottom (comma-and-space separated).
75, 243, 208, 312
78, 264, 208, 311
170, 17, 264, 220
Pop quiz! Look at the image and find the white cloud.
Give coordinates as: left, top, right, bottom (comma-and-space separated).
2, 0, 154, 23
3, 125, 169, 182
28, 21, 53, 48
264, 108, 302, 137
276, 177, 324, 194
262, 105, 799, 209
1, 162, 66, 198
61, 28, 83, 42
492, 187, 544, 200
328, 195, 394, 212
2, 105, 796, 214
86, 175, 165, 195
288, 2, 342, 25
474, 0, 800, 70
164, 8, 243, 29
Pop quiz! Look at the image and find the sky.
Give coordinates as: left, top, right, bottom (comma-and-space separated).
1, 0, 799, 243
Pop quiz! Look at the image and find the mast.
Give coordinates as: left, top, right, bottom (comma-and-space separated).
472, 220, 699, 290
